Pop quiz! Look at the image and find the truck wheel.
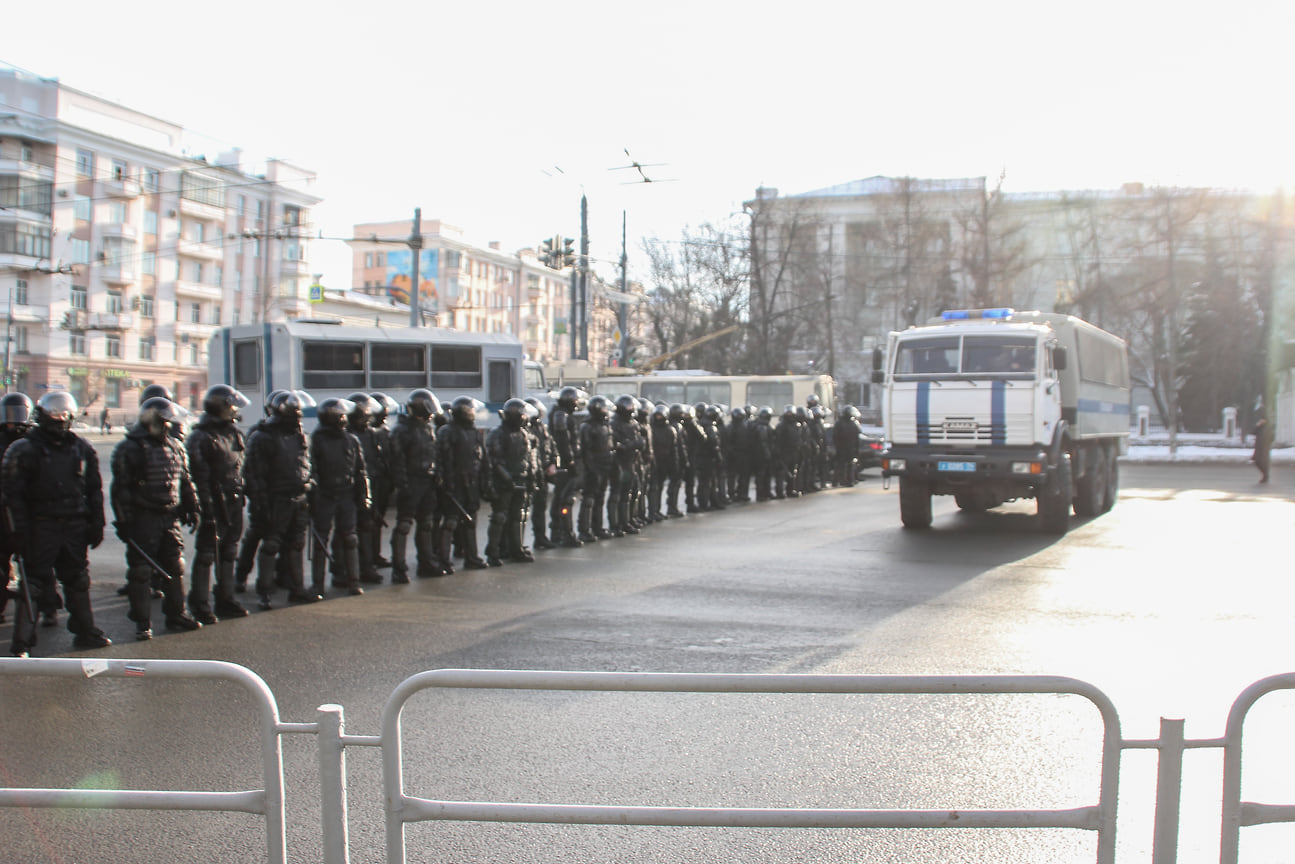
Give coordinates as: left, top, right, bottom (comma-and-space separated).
955, 491, 987, 511
1073, 445, 1106, 517
899, 477, 933, 530
1101, 447, 1119, 513
1038, 453, 1072, 535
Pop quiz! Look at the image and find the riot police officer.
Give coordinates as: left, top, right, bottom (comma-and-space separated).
577, 395, 614, 543
485, 398, 537, 565
833, 405, 863, 487
751, 406, 775, 501
665, 403, 689, 517
111, 397, 201, 640
648, 403, 678, 522
0, 392, 33, 625
309, 398, 369, 597
436, 395, 488, 569
4, 392, 111, 656
233, 390, 286, 593
774, 405, 800, 498
244, 390, 314, 609
608, 394, 642, 536
548, 386, 583, 547
389, 389, 450, 581
342, 395, 386, 583
367, 392, 399, 566
524, 397, 557, 549
185, 384, 251, 623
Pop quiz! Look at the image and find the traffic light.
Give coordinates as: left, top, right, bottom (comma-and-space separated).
539, 237, 555, 268
562, 237, 575, 268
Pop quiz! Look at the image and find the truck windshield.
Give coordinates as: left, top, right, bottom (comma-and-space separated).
894, 335, 1036, 377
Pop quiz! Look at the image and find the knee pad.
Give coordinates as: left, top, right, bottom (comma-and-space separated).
196, 551, 216, 568
341, 533, 359, 550
394, 518, 415, 535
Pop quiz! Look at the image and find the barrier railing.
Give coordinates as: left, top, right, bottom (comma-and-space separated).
5, 660, 1295, 863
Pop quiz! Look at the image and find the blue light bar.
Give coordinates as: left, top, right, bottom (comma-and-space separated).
941, 308, 1015, 321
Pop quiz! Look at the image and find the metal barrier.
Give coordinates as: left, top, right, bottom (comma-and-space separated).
0, 657, 300, 864
7, 661, 1295, 864
372, 670, 1125, 864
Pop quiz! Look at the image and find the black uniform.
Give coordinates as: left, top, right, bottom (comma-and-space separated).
833, 409, 862, 487
608, 397, 642, 536
577, 399, 614, 542
548, 390, 583, 546
186, 413, 247, 621
389, 411, 449, 580
436, 404, 488, 569
485, 401, 536, 564
309, 420, 369, 596
0, 419, 31, 625
111, 418, 201, 637
4, 419, 109, 655
348, 410, 388, 583
527, 404, 557, 549
751, 409, 775, 501
648, 407, 679, 521
244, 409, 313, 605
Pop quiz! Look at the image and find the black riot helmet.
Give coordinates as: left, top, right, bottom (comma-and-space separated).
450, 395, 477, 427
0, 392, 34, 427
139, 397, 181, 439
668, 403, 685, 423
692, 401, 708, 419
35, 391, 78, 436
139, 383, 174, 405
264, 389, 287, 417
369, 392, 398, 426
614, 393, 637, 418
406, 388, 442, 420
501, 398, 528, 429
271, 390, 304, 422
317, 397, 354, 429
202, 385, 250, 422
636, 397, 651, 420
524, 396, 548, 422
347, 393, 374, 429
731, 406, 746, 422
587, 395, 610, 420
795, 406, 808, 420
757, 405, 773, 421
806, 393, 821, 409
651, 403, 668, 425
557, 386, 580, 412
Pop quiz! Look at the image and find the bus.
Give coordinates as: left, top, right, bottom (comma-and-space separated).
207, 321, 525, 430
587, 373, 836, 420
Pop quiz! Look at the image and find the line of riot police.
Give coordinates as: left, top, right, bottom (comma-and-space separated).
2, 380, 869, 656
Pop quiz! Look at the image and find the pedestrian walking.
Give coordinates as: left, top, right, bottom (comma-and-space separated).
1251, 413, 1273, 484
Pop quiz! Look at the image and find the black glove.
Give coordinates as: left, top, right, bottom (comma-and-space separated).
88, 522, 104, 550
180, 510, 199, 531
114, 520, 132, 544
8, 532, 26, 559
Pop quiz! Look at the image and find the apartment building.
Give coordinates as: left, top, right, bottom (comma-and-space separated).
0, 68, 319, 412
348, 219, 579, 364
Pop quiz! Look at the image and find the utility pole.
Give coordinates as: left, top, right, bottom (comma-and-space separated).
823, 226, 836, 376
408, 208, 423, 327
579, 194, 589, 360
618, 210, 629, 363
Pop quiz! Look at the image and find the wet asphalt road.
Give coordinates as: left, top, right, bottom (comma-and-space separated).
2, 455, 1294, 863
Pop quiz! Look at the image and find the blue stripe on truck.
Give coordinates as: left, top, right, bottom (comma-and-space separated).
991, 380, 1006, 446
917, 381, 930, 445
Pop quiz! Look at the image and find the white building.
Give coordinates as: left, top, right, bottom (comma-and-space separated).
0, 68, 320, 413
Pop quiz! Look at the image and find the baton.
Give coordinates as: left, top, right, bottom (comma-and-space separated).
126, 537, 174, 582
308, 522, 336, 567
445, 492, 474, 525
15, 554, 36, 628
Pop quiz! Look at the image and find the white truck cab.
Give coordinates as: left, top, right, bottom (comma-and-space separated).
874, 308, 1130, 533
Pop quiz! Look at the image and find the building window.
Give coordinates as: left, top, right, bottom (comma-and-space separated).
283, 205, 301, 226
139, 295, 154, 318
76, 149, 94, 177
256, 199, 265, 221
107, 290, 123, 313
143, 210, 157, 235
139, 336, 155, 360
106, 378, 122, 408
190, 303, 201, 324
238, 195, 246, 215
189, 343, 199, 365
213, 304, 222, 324
213, 264, 222, 287
70, 285, 87, 310
74, 195, 91, 222
111, 159, 128, 181
179, 171, 225, 208
14, 325, 28, 353
0, 223, 52, 258
192, 262, 204, 283
70, 238, 89, 264
376, 251, 385, 267
143, 168, 159, 193
106, 334, 121, 358
70, 332, 86, 355
108, 201, 126, 223
365, 252, 373, 268
14, 279, 27, 306
142, 252, 155, 276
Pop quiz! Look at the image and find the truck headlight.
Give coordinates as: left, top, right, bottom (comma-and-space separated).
1011, 461, 1043, 474
886, 458, 906, 471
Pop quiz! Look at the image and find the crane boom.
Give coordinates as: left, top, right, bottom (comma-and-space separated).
638, 324, 741, 372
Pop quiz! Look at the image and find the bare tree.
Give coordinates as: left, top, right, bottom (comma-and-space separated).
955, 174, 1035, 308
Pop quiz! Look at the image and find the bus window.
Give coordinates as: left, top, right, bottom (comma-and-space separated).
685, 382, 731, 405
431, 345, 482, 390
640, 382, 684, 404
302, 341, 365, 390
488, 360, 514, 402
233, 340, 260, 390
371, 343, 427, 389
748, 381, 792, 408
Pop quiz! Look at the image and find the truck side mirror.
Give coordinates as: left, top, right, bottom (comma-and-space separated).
871, 370, 885, 385
871, 346, 883, 371
1053, 346, 1067, 371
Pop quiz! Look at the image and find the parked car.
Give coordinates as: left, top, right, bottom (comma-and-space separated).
857, 430, 885, 473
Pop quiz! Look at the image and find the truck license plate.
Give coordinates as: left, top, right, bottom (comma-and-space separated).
938, 461, 977, 472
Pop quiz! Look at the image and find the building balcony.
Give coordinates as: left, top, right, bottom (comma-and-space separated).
176, 237, 224, 261
174, 280, 223, 301
99, 177, 142, 199
178, 196, 225, 222
175, 320, 218, 340
0, 159, 55, 182
280, 256, 312, 277
100, 222, 138, 241
99, 263, 138, 285
87, 312, 134, 331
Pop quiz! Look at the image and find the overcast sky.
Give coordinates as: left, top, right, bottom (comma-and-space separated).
6, 0, 1292, 288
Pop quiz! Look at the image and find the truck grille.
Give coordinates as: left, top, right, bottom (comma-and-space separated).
918, 418, 1005, 444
